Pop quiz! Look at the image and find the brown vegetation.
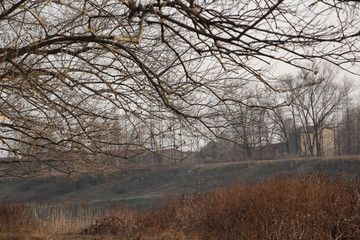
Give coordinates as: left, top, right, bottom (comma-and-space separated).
0, 202, 105, 240
0, 202, 33, 233
0, 202, 43, 240
1, 174, 360, 240
82, 174, 360, 240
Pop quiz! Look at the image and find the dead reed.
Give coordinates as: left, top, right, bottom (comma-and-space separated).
83, 173, 360, 239
2, 173, 359, 239
0, 202, 108, 240
0, 202, 33, 233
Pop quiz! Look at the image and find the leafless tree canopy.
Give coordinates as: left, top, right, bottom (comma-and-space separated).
0, 0, 359, 176
268, 63, 352, 157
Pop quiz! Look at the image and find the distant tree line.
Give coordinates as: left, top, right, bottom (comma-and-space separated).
198, 63, 356, 163
337, 104, 360, 156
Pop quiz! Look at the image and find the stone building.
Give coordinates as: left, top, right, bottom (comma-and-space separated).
299, 126, 335, 157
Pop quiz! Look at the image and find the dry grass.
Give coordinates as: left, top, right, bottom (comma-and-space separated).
1, 174, 360, 239
0, 202, 32, 233
0, 202, 107, 240
0, 202, 49, 240
134, 174, 360, 240
28, 202, 106, 234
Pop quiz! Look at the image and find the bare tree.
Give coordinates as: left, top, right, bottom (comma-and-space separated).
275, 63, 352, 157
267, 106, 295, 156
226, 105, 271, 160
0, 0, 359, 176
337, 100, 360, 156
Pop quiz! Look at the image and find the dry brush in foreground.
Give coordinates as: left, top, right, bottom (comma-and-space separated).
1, 174, 360, 239
83, 174, 360, 239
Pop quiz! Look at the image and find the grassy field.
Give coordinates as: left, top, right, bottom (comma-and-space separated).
1, 156, 360, 210
1, 173, 359, 239
1, 157, 360, 239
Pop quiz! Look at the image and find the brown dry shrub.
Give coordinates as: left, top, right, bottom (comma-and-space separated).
0, 202, 35, 233
81, 206, 142, 238
82, 174, 360, 240
189, 174, 360, 239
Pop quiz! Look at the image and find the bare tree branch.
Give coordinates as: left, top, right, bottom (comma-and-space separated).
0, 0, 359, 176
